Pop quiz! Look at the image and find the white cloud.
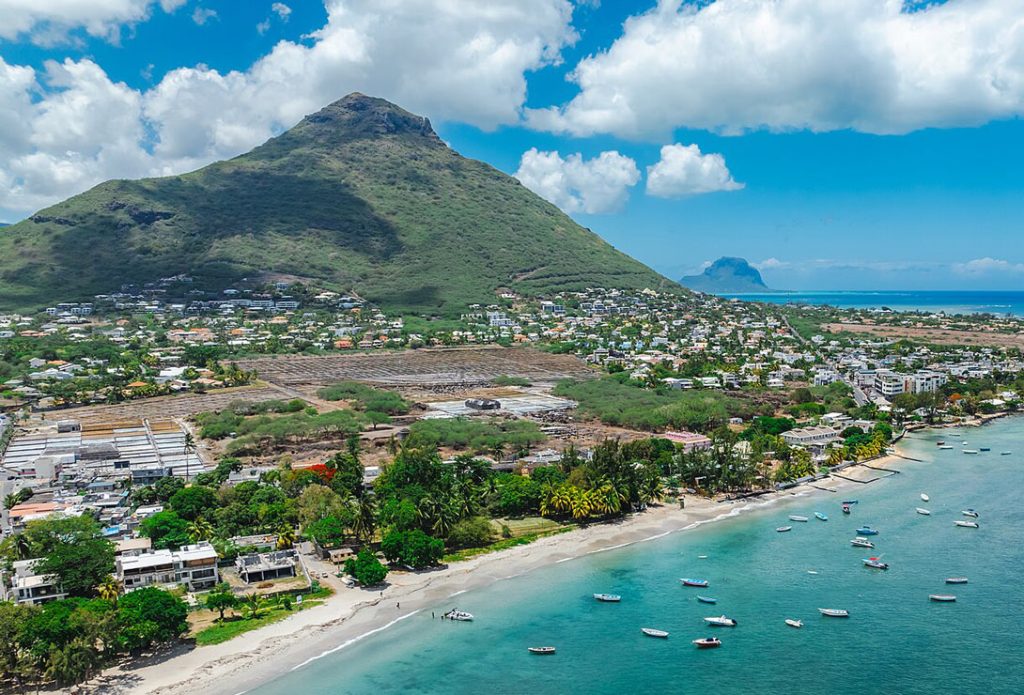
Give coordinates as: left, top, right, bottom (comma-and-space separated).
514, 148, 640, 214
953, 257, 1024, 274
192, 7, 217, 26
0, 0, 179, 45
0, 0, 578, 218
272, 2, 292, 20
646, 143, 742, 197
528, 0, 1024, 138
256, 19, 272, 35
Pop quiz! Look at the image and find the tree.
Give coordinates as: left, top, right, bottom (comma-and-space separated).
26, 516, 115, 598
277, 526, 296, 550
446, 517, 494, 549
0, 601, 37, 681
304, 515, 348, 547
139, 511, 191, 550
183, 432, 197, 480
343, 548, 388, 586
117, 587, 189, 652
168, 485, 218, 522
153, 476, 185, 502
327, 451, 365, 499
187, 517, 215, 543
380, 529, 444, 569
205, 583, 239, 621
96, 576, 122, 603
243, 593, 270, 620
45, 637, 101, 688
296, 484, 347, 526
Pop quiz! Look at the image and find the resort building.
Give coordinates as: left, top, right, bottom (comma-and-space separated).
117, 541, 219, 592
663, 431, 713, 452
781, 426, 840, 448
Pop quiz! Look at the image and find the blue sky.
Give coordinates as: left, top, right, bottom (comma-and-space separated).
2, 0, 1023, 290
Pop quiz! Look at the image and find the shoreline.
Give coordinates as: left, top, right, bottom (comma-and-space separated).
90, 414, 1015, 695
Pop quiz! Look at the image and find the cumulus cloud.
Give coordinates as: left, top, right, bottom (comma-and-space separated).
192, 7, 217, 26
514, 148, 640, 214
953, 257, 1024, 274
528, 0, 1024, 138
272, 2, 292, 20
0, 0, 180, 45
646, 143, 742, 197
0, 0, 577, 218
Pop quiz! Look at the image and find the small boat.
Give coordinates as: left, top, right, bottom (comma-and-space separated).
945, 577, 969, 584
842, 505, 851, 515
785, 619, 803, 629
979, 447, 990, 452
863, 557, 889, 570
697, 596, 718, 604
789, 515, 809, 522
961, 509, 979, 518
929, 594, 957, 602
916, 507, 931, 516
698, 555, 708, 559
528, 646, 556, 655
814, 512, 828, 521
963, 449, 979, 455
443, 610, 474, 622
856, 526, 879, 536
681, 578, 709, 588
642, 628, 669, 638
818, 608, 849, 618
807, 570, 818, 575
939, 445, 954, 450
1001, 451, 1011, 456
920, 493, 930, 502
593, 593, 621, 603
842, 500, 859, 505
703, 615, 737, 627
954, 520, 979, 528
962, 441, 968, 445
936, 441, 945, 446
850, 537, 875, 548
692, 637, 721, 648
776, 526, 793, 533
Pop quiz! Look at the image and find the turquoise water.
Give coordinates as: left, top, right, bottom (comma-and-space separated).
252, 419, 1024, 694
719, 290, 1024, 316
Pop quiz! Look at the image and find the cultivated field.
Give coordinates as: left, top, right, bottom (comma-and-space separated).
823, 323, 1024, 349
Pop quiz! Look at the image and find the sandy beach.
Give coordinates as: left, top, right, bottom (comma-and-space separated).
83, 456, 907, 695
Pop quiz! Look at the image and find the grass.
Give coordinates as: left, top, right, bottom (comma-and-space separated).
441, 525, 574, 563
193, 586, 333, 646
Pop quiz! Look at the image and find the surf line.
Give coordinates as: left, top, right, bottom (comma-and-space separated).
290, 609, 423, 671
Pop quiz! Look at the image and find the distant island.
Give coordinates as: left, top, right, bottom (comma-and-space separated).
680, 256, 779, 293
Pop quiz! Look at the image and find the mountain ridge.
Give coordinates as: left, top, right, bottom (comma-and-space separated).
680, 257, 778, 293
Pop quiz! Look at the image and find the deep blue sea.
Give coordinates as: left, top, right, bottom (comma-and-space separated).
719, 290, 1024, 316
249, 418, 1024, 695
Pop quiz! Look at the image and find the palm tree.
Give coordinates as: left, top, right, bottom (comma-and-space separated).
183, 431, 197, 480
187, 518, 214, 543
277, 526, 296, 550
45, 638, 100, 688
96, 575, 122, 603
10, 533, 31, 560
3, 493, 18, 510
352, 496, 377, 543
243, 593, 269, 620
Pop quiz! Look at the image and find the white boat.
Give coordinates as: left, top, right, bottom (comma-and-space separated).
945, 577, 969, 584
785, 619, 803, 629
863, 557, 889, 570
929, 594, 957, 602
850, 537, 875, 548
963, 449, 979, 455
593, 593, 621, 603
528, 646, 556, 655
443, 609, 474, 622
642, 628, 669, 638
1001, 451, 1012, 456
703, 615, 737, 627
776, 526, 793, 533
692, 637, 721, 648
961, 509, 979, 518
938, 445, 954, 450
916, 507, 931, 516
954, 520, 979, 528
920, 493, 929, 502
818, 608, 849, 618
789, 515, 809, 522
814, 512, 828, 521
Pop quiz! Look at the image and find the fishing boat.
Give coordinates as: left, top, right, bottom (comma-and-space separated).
789, 515, 809, 522
963, 449, 979, 455
443, 609, 474, 622
863, 557, 889, 570
776, 526, 793, 533
954, 520, 979, 528
961, 509, 979, 518
979, 447, 990, 452
681, 578, 709, 588
818, 608, 849, 618
692, 637, 721, 649
697, 596, 718, 604
850, 537, 875, 548
945, 577, 969, 584
842, 500, 859, 505
936, 441, 945, 446
703, 615, 737, 627
920, 493, 930, 502
1001, 451, 1012, 455
593, 593, 621, 603
785, 619, 803, 629
939, 445, 954, 450
929, 594, 957, 602
842, 505, 851, 515
528, 646, 556, 655
916, 507, 931, 515
856, 526, 879, 536
814, 512, 828, 521
641, 628, 670, 638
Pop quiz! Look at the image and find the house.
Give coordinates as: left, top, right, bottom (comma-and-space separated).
235, 549, 300, 583
117, 541, 219, 592
1, 559, 67, 605
781, 426, 840, 448
663, 431, 713, 452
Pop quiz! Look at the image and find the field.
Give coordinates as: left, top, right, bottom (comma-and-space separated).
46, 385, 286, 423
822, 323, 1024, 349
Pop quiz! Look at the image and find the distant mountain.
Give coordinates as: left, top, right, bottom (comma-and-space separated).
680, 257, 778, 293
0, 93, 674, 312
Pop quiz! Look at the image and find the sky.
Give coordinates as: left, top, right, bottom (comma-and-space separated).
1, 0, 1023, 290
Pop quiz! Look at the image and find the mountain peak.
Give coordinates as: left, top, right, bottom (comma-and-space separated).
296, 92, 441, 142
680, 257, 778, 293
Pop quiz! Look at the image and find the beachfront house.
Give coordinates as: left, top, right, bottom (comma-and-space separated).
235, 549, 301, 583
0, 559, 68, 605
117, 541, 219, 592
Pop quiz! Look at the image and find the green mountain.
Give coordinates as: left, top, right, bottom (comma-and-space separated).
0, 93, 673, 312
680, 257, 778, 293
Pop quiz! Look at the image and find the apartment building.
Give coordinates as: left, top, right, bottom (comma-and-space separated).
1, 559, 67, 605
117, 541, 219, 592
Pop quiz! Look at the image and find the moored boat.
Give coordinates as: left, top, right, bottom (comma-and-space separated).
703, 615, 737, 627
945, 577, 969, 584
1001, 451, 1012, 455
776, 526, 793, 533
642, 628, 669, 638
863, 557, 889, 570
979, 447, 990, 452
818, 608, 849, 617
856, 526, 879, 535
528, 646, 556, 654
680, 578, 709, 587
929, 594, 957, 602
954, 520, 979, 528
936, 441, 945, 446
916, 507, 931, 515
814, 512, 828, 521
961, 509, 979, 518
938, 445, 954, 450
593, 593, 621, 603
920, 493, 929, 502
784, 619, 803, 628
842, 505, 851, 515
850, 537, 875, 548
789, 515, 809, 522
963, 449, 979, 455
692, 637, 721, 648
443, 609, 474, 622
697, 595, 718, 604
842, 500, 859, 505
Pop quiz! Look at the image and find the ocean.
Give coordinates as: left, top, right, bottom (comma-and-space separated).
250, 418, 1024, 695
718, 290, 1024, 317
